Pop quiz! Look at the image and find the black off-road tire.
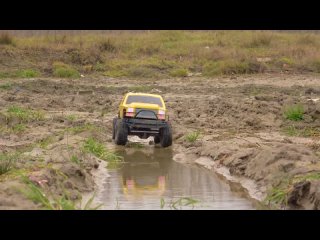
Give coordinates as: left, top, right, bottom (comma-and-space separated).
154, 135, 160, 144
115, 119, 128, 145
160, 124, 172, 148
112, 118, 117, 140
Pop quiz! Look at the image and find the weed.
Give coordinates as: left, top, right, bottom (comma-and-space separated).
311, 60, 320, 73
66, 114, 77, 122
185, 131, 201, 142
127, 142, 144, 149
161, 197, 200, 209
293, 172, 320, 183
38, 136, 55, 149
125, 66, 159, 78
245, 32, 273, 48
16, 69, 40, 78
0, 83, 12, 90
65, 123, 96, 134
98, 39, 117, 52
264, 186, 291, 208
283, 125, 299, 136
283, 104, 304, 121
203, 59, 264, 76
53, 62, 80, 78
0, 33, 14, 45
7, 106, 31, 122
21, 176, 102, 210
128, 85, 153, 92
11, 123, 26, 133
170, 68, 189, 77
70, 155, 81, 165
83, 138, 123, 164
0, 152, 20, 175
277, 57, 295, 67
297, 34, 317, 45
6, 106, 45, 123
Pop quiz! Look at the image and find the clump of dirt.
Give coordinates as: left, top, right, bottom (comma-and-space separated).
287, 180, 320, 210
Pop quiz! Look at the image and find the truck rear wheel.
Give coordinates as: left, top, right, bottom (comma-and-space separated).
115, 119, 128, 145
154, 135, 160, 144
160, 125, 172, 148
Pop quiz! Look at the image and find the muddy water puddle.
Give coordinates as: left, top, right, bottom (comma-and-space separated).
96, 145, 257, 210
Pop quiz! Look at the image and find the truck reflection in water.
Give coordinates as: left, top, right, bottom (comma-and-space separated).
120, 147, 172, 198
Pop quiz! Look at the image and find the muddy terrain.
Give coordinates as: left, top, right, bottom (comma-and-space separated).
1, 73, 320, 209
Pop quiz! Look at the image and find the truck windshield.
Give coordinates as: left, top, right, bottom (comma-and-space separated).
126, 95, 163, 107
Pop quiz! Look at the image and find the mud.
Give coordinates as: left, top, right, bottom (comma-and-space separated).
1, 73, 320, 209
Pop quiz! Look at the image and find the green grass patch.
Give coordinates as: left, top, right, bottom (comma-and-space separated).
283, 125, 320, 137
98, 39, 117, 52
0, 123, 27, 134
126, 142, 144, 149
0, 152, 20, 175
276, 57, 295, 67
203, 59, 264, 76
0, 72, 11, 79
294, 172, 320, 182
6, 105, 45, 123
125, 66, 159, 78
103, 70, 127, 78
37, 136, 55, 149
264, 172, 320, 209
0, 33, 14, 45
127, 85, 153, 92
185, 131, 201, 142
264, 186, 290, 208
283, 125, 299, 136
20, 176, 102, 210
0, 83, 12, 90
160, 197, 200, 209
70, 155, 81, 165
311, 60, 320, 73
53, 62, 80, 78
66, 114, 77, 122
16, 69, 40, 78
245, 32, 273, 48
11, 123, 26, 133
65, 123, 96, 134
170, 68, 189, 77
283, 104, 304, 121
83, 137, 123, 164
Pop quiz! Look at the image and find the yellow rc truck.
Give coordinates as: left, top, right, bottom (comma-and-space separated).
112, 93, 172, 147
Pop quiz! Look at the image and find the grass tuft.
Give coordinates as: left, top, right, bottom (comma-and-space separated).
0, 152, 20, 175
284, 104, 304, 121
53, 62, 80, 78
185, 131, 201, 142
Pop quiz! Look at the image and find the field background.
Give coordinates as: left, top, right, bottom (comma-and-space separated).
1, 30, 320, 79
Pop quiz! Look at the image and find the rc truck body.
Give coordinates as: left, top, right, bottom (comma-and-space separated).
112, 93, 172, 147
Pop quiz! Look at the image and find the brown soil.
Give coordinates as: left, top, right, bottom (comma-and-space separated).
1, 73, 320, 209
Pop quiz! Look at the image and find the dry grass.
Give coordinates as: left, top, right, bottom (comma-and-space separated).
2, 31, 320, 78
